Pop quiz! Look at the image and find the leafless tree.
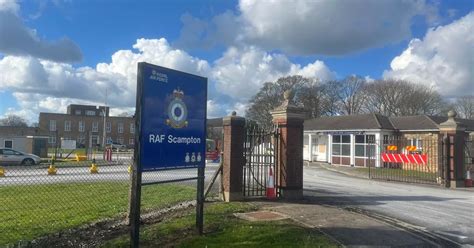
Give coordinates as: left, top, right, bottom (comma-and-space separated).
454, 95, 474, 119
326, 75, 368, 115
246, 75, 320, 128
0, 114, 28, 127
364, 79, 445, 116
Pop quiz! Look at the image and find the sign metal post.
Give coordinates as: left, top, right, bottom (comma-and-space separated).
130, 62, 207, 247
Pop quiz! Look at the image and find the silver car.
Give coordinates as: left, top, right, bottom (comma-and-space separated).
0, 148, 42, 166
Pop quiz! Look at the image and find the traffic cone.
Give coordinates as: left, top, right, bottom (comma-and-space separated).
465, 170, 473, 187
48, 156, 57, 175
266, 167, 276, 200
90, 158, 99, 174
0, 167, 5, 177
47, 165, 57, 175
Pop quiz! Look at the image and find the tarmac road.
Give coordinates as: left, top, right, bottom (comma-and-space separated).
0, 162, 220, 186
304, 163, 474, 246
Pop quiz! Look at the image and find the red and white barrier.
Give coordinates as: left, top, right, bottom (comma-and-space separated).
381, 153, 427, 165
104, 148, 112, 162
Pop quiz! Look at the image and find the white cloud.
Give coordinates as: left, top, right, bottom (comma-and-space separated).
212, 46, 336, 101
0, 38, 212, 123
384, 12, 474, 97
0, 0, 19, 14
1, 37, 336, 123
0, 0, 82, 63
178, 0, 438, 56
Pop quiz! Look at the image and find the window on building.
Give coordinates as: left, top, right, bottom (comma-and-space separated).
79, 121, 85, 132
332, 134, 351, 156
106, 122, 111, 133
355, 135, 376, 158
92, 122, 99, 132
77, 135, 85, 146
86, 110, 96, 116
49, 120, 56, 131
4, 140, 13, 149
118, 123, 124, 133
75, 110, 81, 115
64, 120, 71, 132
117, 137, 124, 145
130, 123, 135, 134
129, 138, 134, 145
106, 136, 113, 144
48, 135, 56, 144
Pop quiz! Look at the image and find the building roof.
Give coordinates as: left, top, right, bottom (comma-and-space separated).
304, 114, 474, 132
304, 114, 394, 131
388, 115, 439, 130
0, 126, 44, 137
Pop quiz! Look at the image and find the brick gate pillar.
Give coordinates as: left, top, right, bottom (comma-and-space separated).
222, 111, 245, 201
271, 90, 306, 200
439, 110, 467, 188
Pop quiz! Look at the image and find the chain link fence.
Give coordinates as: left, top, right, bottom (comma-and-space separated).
0, 144, 221, 247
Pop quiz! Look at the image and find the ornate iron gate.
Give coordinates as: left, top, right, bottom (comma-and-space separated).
367, 135, 444, 185
242, 121, 280, 197
464, 136, 474, 183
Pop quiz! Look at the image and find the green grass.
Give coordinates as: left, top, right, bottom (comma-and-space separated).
355, 167, 437, 182
0, 182, 195, 246
103, 202, 337, 248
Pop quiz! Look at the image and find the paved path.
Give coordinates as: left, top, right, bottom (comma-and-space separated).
255, 200, 433, 247
304, 163, 474, 246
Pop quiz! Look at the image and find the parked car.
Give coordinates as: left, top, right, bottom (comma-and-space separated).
110, 142, 127, 151
0, 148, 42, 166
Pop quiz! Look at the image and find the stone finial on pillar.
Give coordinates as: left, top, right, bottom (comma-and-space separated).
222, 111, 245, 201
270, 89, 306, 200
439, 109, 467, 188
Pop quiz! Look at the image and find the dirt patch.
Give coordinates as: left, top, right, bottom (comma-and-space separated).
16, 201, 197, 248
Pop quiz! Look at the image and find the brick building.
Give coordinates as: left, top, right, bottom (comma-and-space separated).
39, 104, 134, 148
303, 114, 474, 170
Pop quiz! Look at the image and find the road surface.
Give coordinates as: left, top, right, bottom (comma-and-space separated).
304, 164, 474, 246
0, 162, 219, 186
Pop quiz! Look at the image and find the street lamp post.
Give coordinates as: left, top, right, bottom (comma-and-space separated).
102, 89, 108, 149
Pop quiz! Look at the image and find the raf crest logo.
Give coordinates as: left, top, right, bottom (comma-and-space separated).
166, 89, 188, 128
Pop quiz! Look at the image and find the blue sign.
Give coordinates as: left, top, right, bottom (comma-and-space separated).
137, 63, 207, 171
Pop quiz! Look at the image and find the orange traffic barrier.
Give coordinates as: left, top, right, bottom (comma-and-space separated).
405, 146, 417, 151
386, 145, 397, 151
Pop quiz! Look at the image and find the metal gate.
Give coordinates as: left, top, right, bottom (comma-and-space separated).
464, 136, 474, 183
242, 121, 280, 197
368, 135, 444, 185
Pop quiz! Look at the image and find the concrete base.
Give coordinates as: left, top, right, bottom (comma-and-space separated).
280, 188, 303, 200
223, 191, 243, 202
450, 180, 465, 188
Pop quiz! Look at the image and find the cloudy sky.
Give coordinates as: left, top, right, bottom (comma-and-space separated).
0, 0, 472, 123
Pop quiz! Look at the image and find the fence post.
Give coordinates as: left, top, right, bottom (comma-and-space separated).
222, 111, 245, 201
439, 110, 467, 188
271, 90, 306, 200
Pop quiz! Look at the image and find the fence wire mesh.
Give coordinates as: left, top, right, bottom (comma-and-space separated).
0, 145, 220, 247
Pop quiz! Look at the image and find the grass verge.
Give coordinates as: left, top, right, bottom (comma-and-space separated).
354, 167, 437, 182
102, 202, 338, 248
0, 182, 195, 246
